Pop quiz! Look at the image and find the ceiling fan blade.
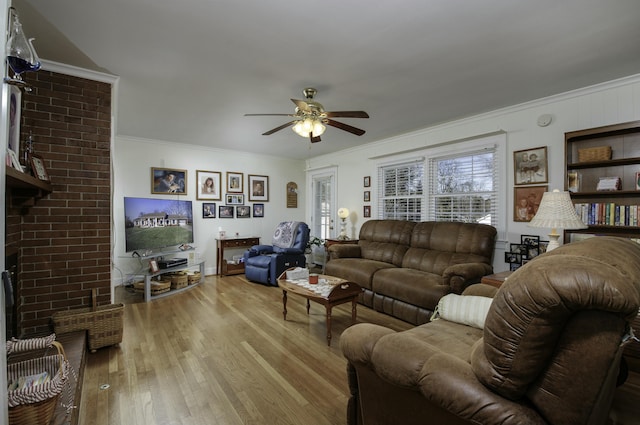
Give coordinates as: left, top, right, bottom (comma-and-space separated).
291, 98, 310, 111
245, 113, 295, 117
325, 111, 369, 119
262, 120, 297, 136
310, 134, 321, 143
325, 119, 366, 136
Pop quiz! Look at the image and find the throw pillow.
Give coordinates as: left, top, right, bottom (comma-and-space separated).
431, 293, 493, 329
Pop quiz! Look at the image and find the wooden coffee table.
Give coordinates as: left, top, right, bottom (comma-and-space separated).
278, 272, 362, 346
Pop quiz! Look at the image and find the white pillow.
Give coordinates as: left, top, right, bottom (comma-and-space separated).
431, 293, 493, 329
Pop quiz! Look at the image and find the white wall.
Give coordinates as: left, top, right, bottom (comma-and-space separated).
113, 137, 306, 282
305, 74, 640, 272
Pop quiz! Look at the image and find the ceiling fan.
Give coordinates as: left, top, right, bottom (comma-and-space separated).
245, 88, 369, 143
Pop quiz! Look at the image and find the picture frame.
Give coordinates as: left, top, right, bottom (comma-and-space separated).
253, 203, 264, 218
248, 174, 269, 201
219, 205, 234, 218
363, 205, 371, 218
7, 84, 21, 154
636, 171, 640, 191
567, 171, 580, 193
364, 191, 370, 202
364, 176, 371, 187
226, 172, 243, 193
225, 193, 244, 205
29, 154, 50, 181
151, 167, 187, 195
202, 203, 216, 218
539, 240, 549, 255
514, 146, 548, 185
8, 149, 22, 171
236, 205, 251, 218
514, 185, 547, 222
509, 243, 528, 257
149, 259, 160, 273
505, 252, 522, 264
196, 170, 222, 200
521, 234, 540, 259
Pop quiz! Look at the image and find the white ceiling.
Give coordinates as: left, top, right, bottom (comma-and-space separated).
16, 0, 640, 160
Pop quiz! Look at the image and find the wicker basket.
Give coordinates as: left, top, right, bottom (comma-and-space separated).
187, 271, 201, 285
577, 146, 612, 162
52, 289, 124, 352
170, 271, 188, 289
133, 279, 171, 295
7, 335, 70, 425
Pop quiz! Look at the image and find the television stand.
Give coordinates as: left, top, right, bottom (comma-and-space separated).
121, 248, 205, 302
141, 260, 205, 302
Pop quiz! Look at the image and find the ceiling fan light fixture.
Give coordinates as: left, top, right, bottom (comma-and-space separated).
292, 117, 325, 138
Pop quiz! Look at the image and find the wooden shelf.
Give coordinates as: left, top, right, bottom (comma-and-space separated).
6, 167, 53, 212
564, 121, 640, 241
6, 166, 52, 192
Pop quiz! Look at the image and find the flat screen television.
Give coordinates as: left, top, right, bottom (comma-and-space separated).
123, 197, 194, 253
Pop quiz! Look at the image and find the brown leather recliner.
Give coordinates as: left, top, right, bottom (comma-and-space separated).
341, 236, 640, 425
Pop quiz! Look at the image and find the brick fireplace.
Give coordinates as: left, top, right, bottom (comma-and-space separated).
5, 69, 112, 337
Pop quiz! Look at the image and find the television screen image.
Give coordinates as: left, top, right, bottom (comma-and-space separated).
124, 197, 194, 253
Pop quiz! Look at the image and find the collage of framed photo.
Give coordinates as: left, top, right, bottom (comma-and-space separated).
504, 235, 549, 271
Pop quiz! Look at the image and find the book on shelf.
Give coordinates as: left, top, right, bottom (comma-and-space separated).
574, 202, 640, 226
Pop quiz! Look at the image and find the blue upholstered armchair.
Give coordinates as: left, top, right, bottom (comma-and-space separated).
243, 221, 310, 286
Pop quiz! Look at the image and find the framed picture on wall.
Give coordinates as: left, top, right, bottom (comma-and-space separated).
364, 176, 371, 187
253, 203, 264, 217
236, 205, 251, 218
225, 194, 244, 205
226, 172, 243, 193
364, 191, 370, 202
202, 203, 216, 218
219, 205, 234, 218
196, 170, 221, 200
514, 146, 548, 185
248, 174, 269, 201
363, 205, 371, 218
151, 167, 187, 194
513, 185, 547, 222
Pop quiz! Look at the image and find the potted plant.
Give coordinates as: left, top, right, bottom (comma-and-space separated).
305, 236, 324, 266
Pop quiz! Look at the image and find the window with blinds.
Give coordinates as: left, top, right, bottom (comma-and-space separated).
428, 147, 498, 226
378, 160, 425, 221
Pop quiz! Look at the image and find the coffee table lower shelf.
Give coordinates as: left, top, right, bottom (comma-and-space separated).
278, 274, 362, 346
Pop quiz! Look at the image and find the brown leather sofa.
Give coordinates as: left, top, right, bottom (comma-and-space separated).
325, 220, 497, 324
341, 236, 640, 425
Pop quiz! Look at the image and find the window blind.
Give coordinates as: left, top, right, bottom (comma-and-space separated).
377, 160, 425, 221
428, 146, 498, 227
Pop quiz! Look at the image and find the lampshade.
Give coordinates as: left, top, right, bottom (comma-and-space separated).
338, 207, 350, 219
528, 189, 587, 251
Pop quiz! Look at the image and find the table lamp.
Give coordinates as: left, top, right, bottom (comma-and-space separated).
337, 207, 350, 240
528, 189, 587, 251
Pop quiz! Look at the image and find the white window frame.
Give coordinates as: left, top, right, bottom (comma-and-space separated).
375, 133, 506, 239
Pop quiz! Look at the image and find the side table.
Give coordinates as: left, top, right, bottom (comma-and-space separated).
216, 236, 260, 275
481, 271, 512, 288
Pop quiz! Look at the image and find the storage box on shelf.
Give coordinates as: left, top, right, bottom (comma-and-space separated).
564, 120, 640, 242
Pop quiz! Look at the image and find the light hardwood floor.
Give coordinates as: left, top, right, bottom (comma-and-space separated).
79, 275, 412, 425
79, 275, 640, 425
